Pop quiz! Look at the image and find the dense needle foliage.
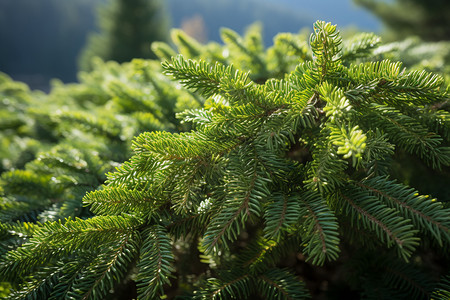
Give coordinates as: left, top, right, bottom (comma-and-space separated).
0, 21, 449, 299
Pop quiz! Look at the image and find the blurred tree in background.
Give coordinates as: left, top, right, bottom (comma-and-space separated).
354, 0, 450, 41
78, 0, 170, 71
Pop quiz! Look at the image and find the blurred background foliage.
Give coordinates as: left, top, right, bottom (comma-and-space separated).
0, 0, 380, 91
1, 0, 448, 92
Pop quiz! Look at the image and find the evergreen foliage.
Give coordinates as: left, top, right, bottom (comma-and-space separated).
0, 58, 198, 224
1, 21, 450, 299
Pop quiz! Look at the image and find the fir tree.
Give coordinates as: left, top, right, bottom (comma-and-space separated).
79, 0, 170, 70
1, 21, 450, 299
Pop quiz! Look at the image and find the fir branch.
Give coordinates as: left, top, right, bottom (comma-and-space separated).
167, 211, 211, 240
263, 192, 300, 241
347, 253, 434, 300
53, 110, 123, 141
363, 103, 450, 169
0, 216, 139, 281
337, 187, 420, 261
319, 82, 354, 122
347, 60, 445, 106
298, 190, 340, 265
1, 170, 56, 199
177, 108, 214, 129
256, 110, 297, 153
7, 266, 60, 300
416, 107, 450, 140
202, 151, 269, 253
83, 187, 163, 215
342, 32, 381, 61
383, 263, 432, 299
273, 32, 310, 60
198, 103, 268, 138
48, 260, 91, 300
394, 69, 445, 104
432, 275, 450, 300
256, 268, 311, 300
347, 59, 404, 85
304, 144, 348, 193
309, 21, 343, 81
328, 123, 367, 167
132, 131, 238, 161
239, 238, 279, 271
221, 26, 266, 75
162, 55, 251, 99
357, 176, 450, 246
0, 220, 41, 240
137, 225, 175, 300
151, 41, 177, 61
2, 20, 449, 300
105, 153, 162, 189
171, 28, 203, 58
194, 271, 252, 300
0, 196, 49, 223
106, 79, 162, 116
361, 129, 395, 177
237, 234, 302, 275
163, 55, 291, 111
75, 234, 140, 300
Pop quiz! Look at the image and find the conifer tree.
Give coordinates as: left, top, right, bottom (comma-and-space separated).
1, 21, 450, 299
79, 0, 170, 70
